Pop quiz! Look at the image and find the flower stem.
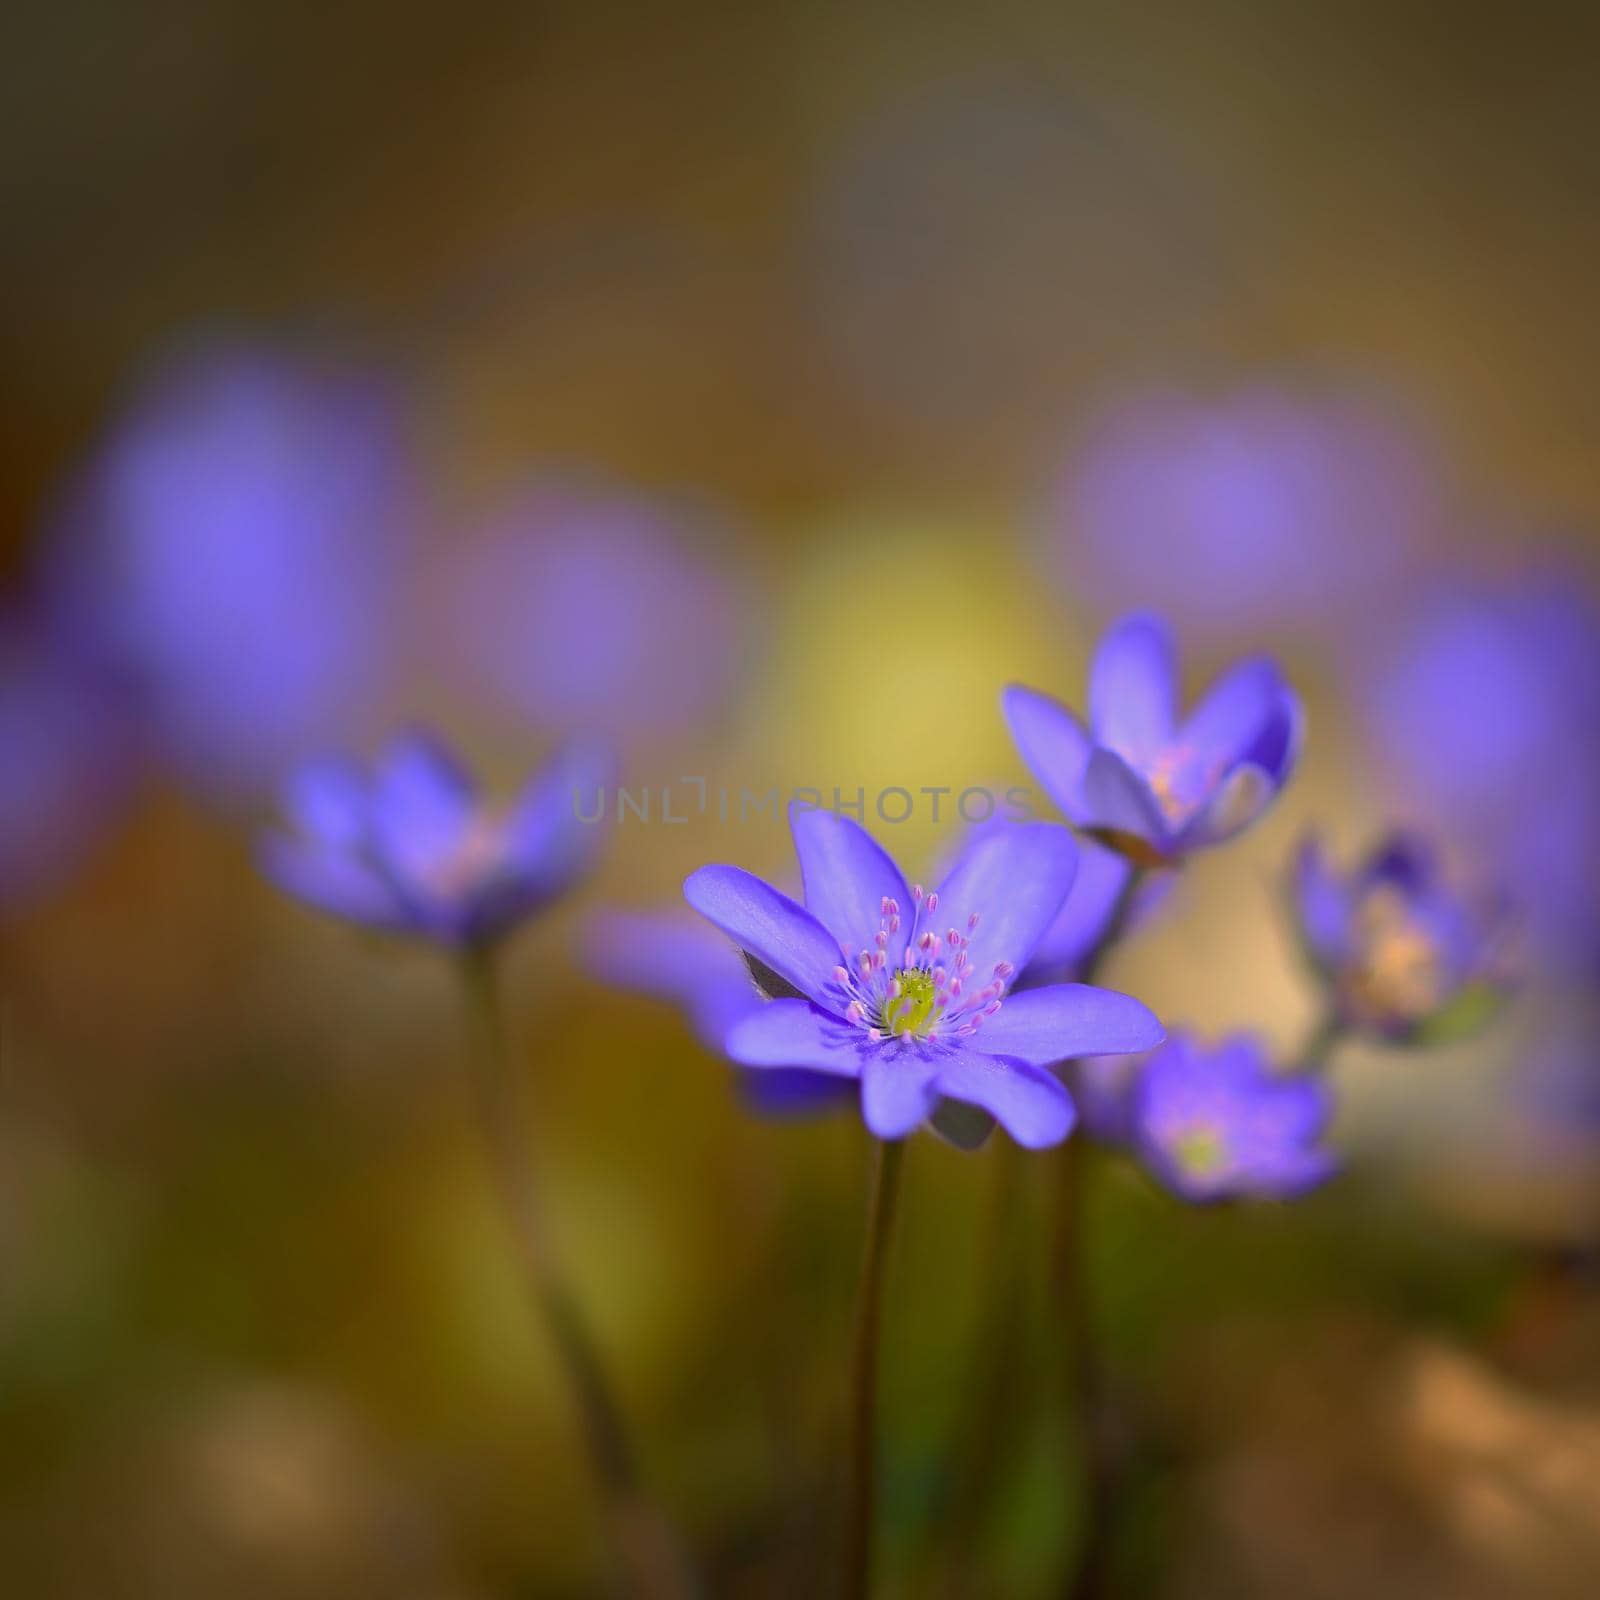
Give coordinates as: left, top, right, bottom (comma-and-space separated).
843, 1136, 907, 1600
921, 1139, 1026, 1591
1294, 1008, 1346, 1073
1051, 863, 1149, 1600
1052, 1134, 1114, 1600
459, 945, 693, 1600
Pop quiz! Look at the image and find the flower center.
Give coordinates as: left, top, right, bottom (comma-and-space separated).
882, 967, 941, 1038
1345, 885, 1444, 1024
415, 817, 506, 900
1146, 747, 1215, 826
829, 888, 1013, 1047
1172, 1124, 1229, 1179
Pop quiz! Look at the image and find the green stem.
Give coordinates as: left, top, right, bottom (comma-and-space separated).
1052, 1135, 1114, 1600
459, 946, 693, 1600
1294, 1008, 1346, 1074
922, 1139, 1026, 1591
1051, 861, 1151, 1599
843, 1137, 907, 1600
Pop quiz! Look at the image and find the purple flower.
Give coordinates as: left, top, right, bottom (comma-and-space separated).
49, 339, 413, 799
0, 608, 136, 912
1130, 1033, 1337, 1203
683, 806, 1165, 1147
437, 482, 745, 747
939, 812, 1162, 989
260, 732, 610, 947
1049, 384, 1440, 641
586, 909, 857, 1117
1004, 613, 1302, 865
1292, 832, 1510, 1042
1360, 574, 1600, 968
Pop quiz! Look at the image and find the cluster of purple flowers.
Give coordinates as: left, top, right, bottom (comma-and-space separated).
0, 339, 749, 916
249, 603, 1529, 1203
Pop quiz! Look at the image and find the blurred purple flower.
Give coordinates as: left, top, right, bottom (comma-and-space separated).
0, 609, 136, 911
260, 732, 610, 947
1130, 1033, 1337, 1203
1362, 574, 1600, 967
1050, 384, 1440, 638
684, 806, 1164, 1147
1004, 613, 1302, 865
585, 909, 856, 1117
1292, 831, 1510, 1042
50, 340, 413, 798
440, 482, 745, 745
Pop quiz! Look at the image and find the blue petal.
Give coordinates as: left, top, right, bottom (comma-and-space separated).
285, 758, 369, 848
933, 1049, 1077, 1148
1292, 836, 1353, 965
1363, 832, 1439, 893
1176, 761, 1276, 849
790, 803, 913, 962
1026, 837, 1134, 976
933, 821, 1079, 979
1179, 657, 1286, 773
585, 910, 756, 1051
1089, 613, 1178, 762
504, 740, 614, 904
685, 867, 847, 1002
1244, 685, 1304, 785
258, 834, 410, 931
586, 910, 726, 998
1079, 748, 1170, 847
1002, 684, 1093, 818
860, 1050, 941, 1138
723, 998, 865, 1074
971, 983, 1165, 1065
371, 730, 477, 883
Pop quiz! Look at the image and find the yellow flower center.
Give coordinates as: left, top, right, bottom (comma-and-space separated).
1172, 1124, 1229, 1179
1345, 885, 1444, 1025
882, 967, 942, 1038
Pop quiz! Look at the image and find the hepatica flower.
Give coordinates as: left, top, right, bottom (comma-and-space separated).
1362, 574, 1600, 967
1004, 613, 1300, 865
441, 481, 745, 747
1131, 1033, 1337, 1202
261, 733, 609, 947
683, 807, 1165, 1147
1052, 384, 1440, 640
1292, 832, 1510, 1043
51, 339, 414, 800
586, 909, 856, 1116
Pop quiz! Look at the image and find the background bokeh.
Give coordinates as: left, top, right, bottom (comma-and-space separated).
3, 4, 1598, 1596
